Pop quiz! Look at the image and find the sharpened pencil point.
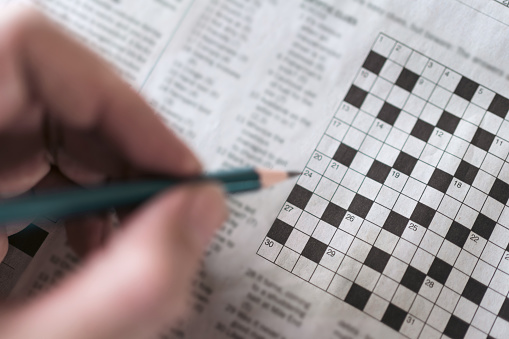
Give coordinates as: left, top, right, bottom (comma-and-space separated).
256, 168, 301, 188
287, 171, 301, 178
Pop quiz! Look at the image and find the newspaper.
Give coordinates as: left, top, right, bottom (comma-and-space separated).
2, 0, 509, 338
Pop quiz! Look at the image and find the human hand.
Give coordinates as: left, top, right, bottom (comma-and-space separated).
0, 7, 227, 339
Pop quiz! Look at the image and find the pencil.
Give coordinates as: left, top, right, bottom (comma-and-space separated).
0, 168, 300, 224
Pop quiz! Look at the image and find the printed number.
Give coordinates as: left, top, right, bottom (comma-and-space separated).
436, 130, 444, 137
284, 204, 294, 212
470, 234, 480, 243
418, 78, 424, 85
331, 162, 340, 170
445, 71, 450, 77
453, 180, 462, 188
425, 279, 434, 288
408, 223, 418, 231
505, 252, 509, 260
392, 170, 400, 178
406, 315, 415, 325
361, 70, 369, 78
345, 214, 355, 222
326, 249, 336, 257
496, 138, 503, 146
395, 44, 402, 51
303, 169, 313, 177
376, 121, 384, 128
342, 104, 350, 112
478, 87, 484, 94
314, 153, 323, 161
427, 61, 434, 68
265, 239, 274, 247
332, 120, 341, 127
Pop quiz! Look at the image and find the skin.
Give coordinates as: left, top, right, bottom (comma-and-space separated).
0, 7, 227, 339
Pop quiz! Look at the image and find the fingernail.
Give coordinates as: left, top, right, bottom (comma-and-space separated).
187, 184, 227, 247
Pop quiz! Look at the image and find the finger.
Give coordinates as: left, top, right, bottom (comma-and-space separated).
0, 229, 8, 262
0, 184, 227, 339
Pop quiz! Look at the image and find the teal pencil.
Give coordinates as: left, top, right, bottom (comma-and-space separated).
0, 168, 299, 224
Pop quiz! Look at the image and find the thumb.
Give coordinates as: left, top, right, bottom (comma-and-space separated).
0, 183, 227, 339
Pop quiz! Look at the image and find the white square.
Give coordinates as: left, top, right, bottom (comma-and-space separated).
490, 135, 509, 160
324, 161, 348, 184
366, 203, 391, 226
422, 59, 445, 83
327, 274, 353, 300
498, 120, 509, 142
480, 288, 505, 314
471, 86, 495, 109
438, 241, 461, 266
437, 287, 460, 313
445, 94, 469, 118
429, 212, 453, 237
275, 247, 299, 271
455, 204, 478, 229
258, 238, 283, 262
389, 43, 412, 65
374, 275, 399, 300
385, 128, 408, 150
420, 144, 443, 167
472, 260, 495, 285
411, 248, 435, 272
360, 136, 383, 158
400, 314, 424, 339
355, 265, 380, 291
356, 221, 380, 246
463, 232, 487, 258
339, 212, 363, 235
308, 152, 330, 174
402, 177, 426, 201
394, 111, 417, 135
350, 153, 373, 175
438, 195, 462, 219
371, 77, 392, 100
320, 247, 344, 272
341, 169, 365, 192
310, 265, 335, 290
374, 229, 399, 254
420, 231, 444, 255
393, 195, 417, 218
375, 185, 399, 209
354, 68, 377, 91
501, 207, 509, 228
455, 120, 477, 142
376, 144, 400, 167
364, 294, 389, 320
481, 197, 504, 222
295, 212, 319, 235
343, 128, 365, 150
412, 77, 435, 100
418, 277, 442, 303
446, 136, 469, 158
406, 51, 429, 74
453, 297, 477, 323
326, 118, 349, 142
429, 86, 452, 109
358, 178, 382, 200
315, 177, 338, 201
347, 239, 371, 262
489, 224, 509, 251
316, 135, 341, 158
500, 163, 509, 185
312, 221, 337, 244
481, 153, 504, 177
437, 152, 461, 174
464, 188, 487, 213
472, 307, 496, 333
480, 111, 503, 135
285, 229, 310, 253
278, 202, 303, 226
337, 256, 362, 281
428, 127, 451, 150
402, 136, 426, 159
446, 178, 470, 203
419, 325, 441, 339
410, 294, 434, 320
393, 238, 418, 263
438, 69, 461, 92
456, 249, 478, 275
292, 256, 317, 281
297, 167, 321, 192
372, 35, 395, 57
411, 160, 435, 183
490, 270, 509, 295
498, 251, 509, 275
420, 186, 444, 210
466, 145, 488, 169
463, 103, 485, 126
329, 229, 354, 253
384, 256, 407, 281
404, 94, 426, 117
392, 285, 416, 311
331, 186, 355, 209
420, 102, 443, 125
472, 170, 495, 194
427, 306, 451, 332
380, 59, 403, 83
361, 94, 384, 117
402, 221, 426, 246
305, 194, 329, 218
336, 103, 359, 124
384, 169, 408, 192
387, 86, 409, 109
369, 118, 392, 141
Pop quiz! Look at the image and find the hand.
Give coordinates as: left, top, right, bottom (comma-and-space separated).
0, 7, 227, 339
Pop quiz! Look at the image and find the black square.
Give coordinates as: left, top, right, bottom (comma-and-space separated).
454, 77, 479, 101
393, 152, 418, 176
363, 51, 386, 75
287, 185, 313, 210
8, 224, 48, 257
444, 315, 470, 339
445, 221, 470, 248
471, 128, 495, 152
378, 102, 401, 125
488, 93, 509, 118
462, 278, 487, 305
428, 168, 454, 193
383, 211, 409, 237
321, 202, 346, 227
454, 160, 479, 186
489, 178, 509, 204
471, 214, 496, 240
344, 284, 371, 310
499, 298, 509, 322
427, 258, 453, 284
400, 266, 426, 293
349, 195, 373, 219
344, 85, 368, 109
395, 68, 419, 92
333, 144, 357, 167
364, 247, 391, 273
301, 237, 328, 263
266, 219, 293, 245
410, 119, 434, 142
410, 203, 435, 228
436, 111, 461, 135
367, 160, 391, 184
381, 304, 407, 331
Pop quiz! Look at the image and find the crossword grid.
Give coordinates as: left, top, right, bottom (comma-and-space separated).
257, 34, 509, 339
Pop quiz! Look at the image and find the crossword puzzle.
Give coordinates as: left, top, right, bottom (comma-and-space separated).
257, 34, 509, 339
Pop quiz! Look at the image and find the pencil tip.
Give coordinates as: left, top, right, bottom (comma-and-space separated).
287, 171, 301, 178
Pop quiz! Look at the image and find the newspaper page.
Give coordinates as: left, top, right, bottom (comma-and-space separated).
2, 1, 509, 338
